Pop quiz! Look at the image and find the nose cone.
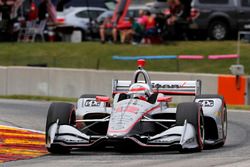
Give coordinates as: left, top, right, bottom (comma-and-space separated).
107, 112, 136, 138
107, 99, 151, 138
107, 101, 142, 138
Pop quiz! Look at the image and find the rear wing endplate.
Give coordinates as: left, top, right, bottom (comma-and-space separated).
112, 80, 201, 96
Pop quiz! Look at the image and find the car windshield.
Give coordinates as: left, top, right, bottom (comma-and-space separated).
96, 11, 114, 23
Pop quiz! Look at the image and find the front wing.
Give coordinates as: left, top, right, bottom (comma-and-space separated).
46, 120, 199, 150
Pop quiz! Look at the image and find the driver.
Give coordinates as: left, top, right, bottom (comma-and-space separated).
128, 83, 153, 101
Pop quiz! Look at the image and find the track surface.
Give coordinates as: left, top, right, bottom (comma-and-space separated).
0, 99, 250, 167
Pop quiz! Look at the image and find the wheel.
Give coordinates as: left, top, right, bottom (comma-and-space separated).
208, 20, 228, 40
46, 102, 76, 154
176, 102, 205, 152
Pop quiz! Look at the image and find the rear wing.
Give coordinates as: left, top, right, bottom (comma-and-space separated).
112, 80, 201, 96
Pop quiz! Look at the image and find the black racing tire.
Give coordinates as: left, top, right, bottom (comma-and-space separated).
46, 102, 76, 154
208, 20, 229, 40
176, 102, 205, 152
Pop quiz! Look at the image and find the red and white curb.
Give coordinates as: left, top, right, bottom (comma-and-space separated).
0, 125, 47, 163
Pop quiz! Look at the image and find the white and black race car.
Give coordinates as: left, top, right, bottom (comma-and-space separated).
45, 59, 227, 154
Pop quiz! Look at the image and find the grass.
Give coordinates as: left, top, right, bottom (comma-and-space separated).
0, 41, 249, 107
0, 95, 77, 102
0, 41, 249, 74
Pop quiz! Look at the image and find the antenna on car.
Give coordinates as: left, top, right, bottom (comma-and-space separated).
137, 59, 145, 69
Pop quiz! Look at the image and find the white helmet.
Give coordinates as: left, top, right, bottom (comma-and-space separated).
128, 83, 152, 101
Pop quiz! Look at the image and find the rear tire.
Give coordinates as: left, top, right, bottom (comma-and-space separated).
176, 102, 205, 152
46, 102, 76, 154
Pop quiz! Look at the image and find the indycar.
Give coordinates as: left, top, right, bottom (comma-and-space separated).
45, 59, 227, 154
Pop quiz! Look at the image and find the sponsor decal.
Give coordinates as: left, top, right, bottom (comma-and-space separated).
152, 82, 187, 89
198, 100, 214, 107
84, 100, 100, 107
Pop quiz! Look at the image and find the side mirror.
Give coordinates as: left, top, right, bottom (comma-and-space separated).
96, 96, 110, 103
157, 96, 172, 103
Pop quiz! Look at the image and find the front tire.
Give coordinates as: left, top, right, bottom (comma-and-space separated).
176, 102, 205, 152
46, 102, 76, 154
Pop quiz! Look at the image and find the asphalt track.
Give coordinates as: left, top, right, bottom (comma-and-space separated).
0, 99, 250, 167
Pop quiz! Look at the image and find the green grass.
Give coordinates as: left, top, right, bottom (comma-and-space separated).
0, 42, 249, 108
0, 41, 249, 74
0, 95, 77, 102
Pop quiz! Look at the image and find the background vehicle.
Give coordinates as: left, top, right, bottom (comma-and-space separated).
56, 7, 107, 40
96, 5, 150, 25
94, 5, 151, 40
189, 0, 250, 40
146, 0, 168, 13
126, 5, 151, 18
96, 11, 114, 24
45, 59, 227, 154
57, 0, 116, 10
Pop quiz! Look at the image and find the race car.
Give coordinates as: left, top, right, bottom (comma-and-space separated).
45, 59, 227, 154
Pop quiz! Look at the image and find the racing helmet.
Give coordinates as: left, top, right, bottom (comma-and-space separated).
128, 83, 152, 101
